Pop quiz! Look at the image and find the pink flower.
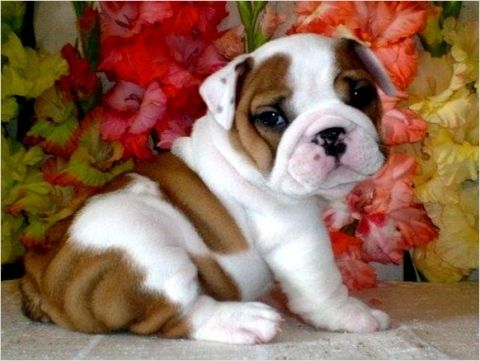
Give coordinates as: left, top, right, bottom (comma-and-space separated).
261, 5, 286, 38
380, 90, 427, 145
100, 1, 173, 40
390, 206, 438, 248
100, 80, 166, 159
101, 81, 138, 140
289, 1, 428, 89
356, 213, 404, 264
347, 2, 428, 47
289, 2, 355, 37
382, 108, 427, 145
164, 35, 225, 76
156, 111, 194, 149
374, 38, 419, 90
348, 154, 417, 215
336, 256, 378, 291
214, 25, 245, 60
129, 82, 167, 134
323, 200, 354, 231
346, 154, 438, 264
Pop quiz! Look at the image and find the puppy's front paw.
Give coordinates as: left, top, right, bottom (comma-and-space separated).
192, 301, 283, 344
336, 301, 389, 333
310, 297, 390, 333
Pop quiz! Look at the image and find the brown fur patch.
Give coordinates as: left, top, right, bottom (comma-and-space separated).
192, 255, 241, 301
231, 55, 292, 172
21, 243, 191, 337
135, 153, 249, 254
334, 39, 383, 128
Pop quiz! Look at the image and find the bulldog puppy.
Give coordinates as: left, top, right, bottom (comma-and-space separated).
21, 34, 395, 344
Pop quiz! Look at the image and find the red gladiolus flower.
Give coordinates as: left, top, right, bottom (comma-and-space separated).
79, 6, 98, 31
58, 44, 98, 100
98, 2, 228, 153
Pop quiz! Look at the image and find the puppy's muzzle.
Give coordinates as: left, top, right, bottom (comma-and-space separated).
313, 127, 347, 158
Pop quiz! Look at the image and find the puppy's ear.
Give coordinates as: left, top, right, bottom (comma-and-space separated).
199, 54, 252, 130
351, 41, 396, 96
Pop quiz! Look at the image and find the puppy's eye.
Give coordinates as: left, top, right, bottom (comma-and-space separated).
349, 80, 377, 109
254, 111, 288, 130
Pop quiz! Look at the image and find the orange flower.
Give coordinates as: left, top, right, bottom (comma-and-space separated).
289, 1, 428, 89
380, 90, 427, 145
330, 231, 378, 291
214, 25, 245, 60
260, 5, 286, 38
374, 38, 419, 90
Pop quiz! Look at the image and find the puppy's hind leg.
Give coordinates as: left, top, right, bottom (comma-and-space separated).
128, 250, 282, 344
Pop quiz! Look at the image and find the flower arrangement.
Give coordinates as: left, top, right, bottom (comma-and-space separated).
1, 1, 478, 289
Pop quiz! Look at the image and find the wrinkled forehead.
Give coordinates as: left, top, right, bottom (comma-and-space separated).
251, 36, 342, 112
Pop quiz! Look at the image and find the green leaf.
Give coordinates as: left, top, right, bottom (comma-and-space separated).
84, 17, 100, 71
1, 1, 26, 35
252, 29, 268, 51
65, 157, 134, 188
1, 133, 45, 192
252, 1, 267, 18
237, 1, 253, 31
20, 216, 51, 246
23, 146, 45, 166
72, 1, 87, 18
28, 117, 78, 151
34, 87, 78, 124
440, 1, 462, 20
1, 212, 26, 263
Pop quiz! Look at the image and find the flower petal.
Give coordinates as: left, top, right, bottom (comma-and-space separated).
129, 82, 167, 134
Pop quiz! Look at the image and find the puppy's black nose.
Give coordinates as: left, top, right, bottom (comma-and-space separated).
316, 127, 346, 157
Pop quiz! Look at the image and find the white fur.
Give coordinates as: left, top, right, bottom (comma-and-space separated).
70, 34, 391, 344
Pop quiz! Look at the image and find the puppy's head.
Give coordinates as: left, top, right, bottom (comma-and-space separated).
200, 34, 395, 200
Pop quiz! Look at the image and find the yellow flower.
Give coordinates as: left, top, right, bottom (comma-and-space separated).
451, 92, 478, 145
1, 96, 18, 123
1, 33, 68, 99
427, 125, 479, 186
413, 242, 471, 282
442, 17, 479, 89
408, 52, 469, 105
414, 183, 478, 282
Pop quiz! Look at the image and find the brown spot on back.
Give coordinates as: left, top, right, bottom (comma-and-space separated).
135, 153, 249, 254
192, 255, 240, 301
100, 173, 134, 193
232, 55, 292, 172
